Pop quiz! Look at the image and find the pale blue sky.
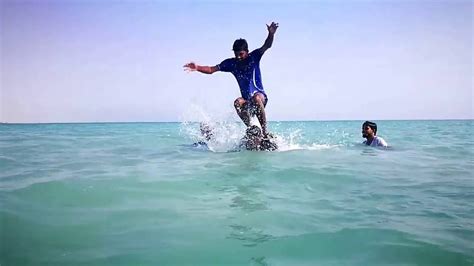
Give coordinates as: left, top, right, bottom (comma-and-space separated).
1, 0, 472, 123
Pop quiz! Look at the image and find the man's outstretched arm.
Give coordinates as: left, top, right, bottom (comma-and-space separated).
183, 62, 218, 74
260, 22, 279, 53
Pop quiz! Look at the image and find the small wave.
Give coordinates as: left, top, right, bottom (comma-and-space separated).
276, 142, 340, 152
0, 155, 21, 164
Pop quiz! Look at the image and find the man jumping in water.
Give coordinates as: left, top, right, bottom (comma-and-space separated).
184, 22, 279, 137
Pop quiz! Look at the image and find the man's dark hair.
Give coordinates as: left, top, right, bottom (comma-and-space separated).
363, 121, 377, 135
232, 38, 248, 52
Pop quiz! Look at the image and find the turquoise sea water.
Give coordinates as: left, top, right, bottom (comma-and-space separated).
1, 120, 473, 265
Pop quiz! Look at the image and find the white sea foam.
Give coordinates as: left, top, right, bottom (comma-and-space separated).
180, 104, 341, 152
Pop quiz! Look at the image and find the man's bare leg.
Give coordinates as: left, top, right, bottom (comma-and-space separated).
234, 97, 251, 127
251, 93, 268, 137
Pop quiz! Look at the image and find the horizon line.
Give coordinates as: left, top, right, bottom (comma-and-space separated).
1, 118, 473, 125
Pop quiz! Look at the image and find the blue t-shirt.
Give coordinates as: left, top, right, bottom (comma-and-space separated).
216, 49, 266, 100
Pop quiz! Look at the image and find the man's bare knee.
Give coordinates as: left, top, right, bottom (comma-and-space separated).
252, 94, 264, 106
234, 98, 247, 112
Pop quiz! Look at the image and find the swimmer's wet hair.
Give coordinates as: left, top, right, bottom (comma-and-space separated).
363, 121, 377, 135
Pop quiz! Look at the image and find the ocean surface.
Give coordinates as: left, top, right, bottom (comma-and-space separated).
0, 120, 473, 265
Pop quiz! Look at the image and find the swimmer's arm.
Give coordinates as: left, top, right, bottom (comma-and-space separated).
379, 138, 388, 147
183, 62, 218, 74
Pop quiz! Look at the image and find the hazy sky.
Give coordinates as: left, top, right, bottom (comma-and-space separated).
1, 0, 472, 123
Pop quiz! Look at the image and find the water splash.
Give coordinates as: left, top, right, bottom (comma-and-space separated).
180, 105, 341, 152
273, 129, 339, 151
180, 104, 245, 152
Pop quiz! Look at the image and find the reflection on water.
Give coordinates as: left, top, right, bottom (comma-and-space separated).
230, 195, 267, 211
227, 224, 274, 247
220, 178, 269, 213
223, 179, 274, 247
250, 256, 269, 266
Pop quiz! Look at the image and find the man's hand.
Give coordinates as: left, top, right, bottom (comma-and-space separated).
183, 63, 217, 74
267, 22, 279, 35
183, 62, 197, 72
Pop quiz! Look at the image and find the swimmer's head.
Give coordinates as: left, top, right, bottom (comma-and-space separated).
362, 121, 377, 138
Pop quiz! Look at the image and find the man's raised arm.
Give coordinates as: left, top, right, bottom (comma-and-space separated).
260, 22, 279, 53
183, 62, 218, 74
